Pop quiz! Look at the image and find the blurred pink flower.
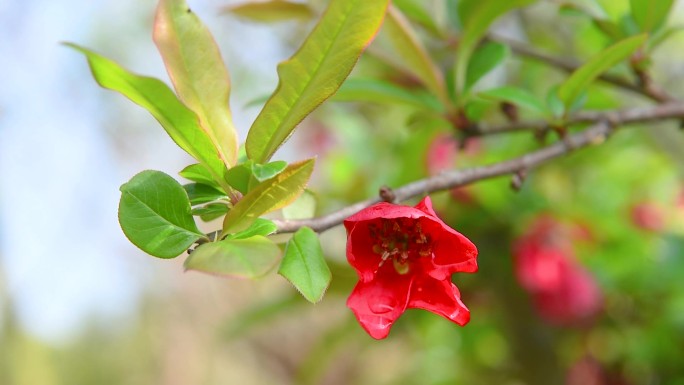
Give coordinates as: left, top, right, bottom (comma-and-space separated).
425, 133, 458, 175
630, 201, 664, 232
513, 216, 602, 326
566, 356, 606, 385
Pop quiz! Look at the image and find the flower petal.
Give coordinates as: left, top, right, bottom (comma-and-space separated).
345, 221, 383, 282
346, 272, 413, 339
408, 275, 470, 326
414, 196, 438, 216
422, 219, 478, 277
344, 202, 428, 224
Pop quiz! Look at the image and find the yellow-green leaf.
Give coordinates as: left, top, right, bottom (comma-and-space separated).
223, 0, 314, 23
245, 0, 390, 163
66, 43, 229, 190
222, 159, 315, 235
185, 236, 281, 278
557, 34, 647, 107
154, 0, 239, 167
225, 218, 278, 240
382, 6, 448, 104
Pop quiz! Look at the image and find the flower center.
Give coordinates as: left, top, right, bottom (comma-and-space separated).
368, 218, 433, 274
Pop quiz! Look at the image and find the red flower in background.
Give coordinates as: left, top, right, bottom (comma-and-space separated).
630, 201, 665, 232
425, 133, 458, 176
425, 133, 479, 205
566, 356, 606, 385
344, 197, 478, 339
513, 216, 602, 326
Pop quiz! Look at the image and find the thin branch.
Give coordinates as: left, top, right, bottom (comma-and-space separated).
489, 35, 674, 103
272, 102, 684, 234
475, 102, 684, 135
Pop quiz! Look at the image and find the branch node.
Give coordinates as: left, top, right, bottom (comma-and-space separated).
197, 231, 219, 246
500, 102, 519, 123
379, 185, 396, 203
533, 125, 550, 143
553, 125, 578, 150
510, 169, 528, 192
605, 113, 620, 129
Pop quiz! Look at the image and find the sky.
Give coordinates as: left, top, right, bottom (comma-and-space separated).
0, 0, 289, 341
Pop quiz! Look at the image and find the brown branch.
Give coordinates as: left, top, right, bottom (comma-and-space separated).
489, 35, 674, 103
272, 103, 684, 234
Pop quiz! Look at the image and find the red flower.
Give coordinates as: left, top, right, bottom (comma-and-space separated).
425, 133, 458, 175
630, 201, 665, 232
344, 196, 478, 339
513, 216, 602, 326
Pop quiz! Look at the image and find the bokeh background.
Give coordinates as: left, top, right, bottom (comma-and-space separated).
2, 0, 684, 384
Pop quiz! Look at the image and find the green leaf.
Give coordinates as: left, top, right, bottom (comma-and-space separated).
225, 162, 253, 195
464, 98, 494, 121
252, 160, 288, 182
595, 0, 630, 20
465, 42, 509, 91
282, 190, 316, 220
119, 170, 204, 258
453, 0, 535, 96
334, 78, 443, 111
154, 0, 239, 168
392, 0, 442, 36
546, 86, 565, 118
278, 227, 331, 303
620, 14, 641, 37
593, 18, 625, 40
478, 86, 547, 114
630, 0, 673, 33
245, 0, 390, 163
183, 183, 228, 205
226, 218, 278, 240
191, 203, 229, 222
65, 43, 230, 191
179, 163, 219, 187
184, 236, 281, 278
558, 3, 624, 40
222, 0, 314, 23
382, 6, 448, 103
557, 34, 647, 107
222, 159, 315, 235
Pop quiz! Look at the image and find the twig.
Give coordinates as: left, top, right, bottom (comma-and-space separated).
477, 102, 684, 135
272, 102, 684, 234
489, 35, 674, 103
